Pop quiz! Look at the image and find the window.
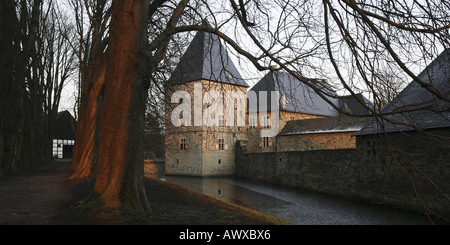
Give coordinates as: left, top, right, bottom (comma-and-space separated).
262, 117, 271, 128
176, 159, 180, 164
178, 111, 188, 127
218, 114, 225, 127
262, 137, 272, 148
250, 117, 257, 129
216, 139, 228, 151
366, 140, 376, 159
180, 138, 187, 150
218, 159, 221, 164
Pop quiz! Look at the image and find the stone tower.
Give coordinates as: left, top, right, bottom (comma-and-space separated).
164, 30, 249, 176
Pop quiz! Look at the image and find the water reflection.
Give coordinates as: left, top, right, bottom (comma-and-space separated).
164, 176, 292, 208
146, 161, 443, 225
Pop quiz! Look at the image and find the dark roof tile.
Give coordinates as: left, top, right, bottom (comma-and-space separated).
249, 71, 339, 116
168, 31, 248, 87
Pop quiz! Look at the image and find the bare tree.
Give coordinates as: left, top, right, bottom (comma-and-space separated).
67, 0, 449, 211
22, 1, 77, 167
0, 0, 42, 175
371, 70, 404, 111
0, 0, 77, 176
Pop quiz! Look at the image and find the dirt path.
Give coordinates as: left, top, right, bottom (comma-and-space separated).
0, 161, 287, 225
0, 161, 76, 224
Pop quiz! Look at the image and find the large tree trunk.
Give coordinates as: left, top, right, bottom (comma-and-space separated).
86, 0, 150, 209
70, 58, 107, 179
70, 0, 110, 180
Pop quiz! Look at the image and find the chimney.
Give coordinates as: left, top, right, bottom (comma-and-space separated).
280, 94, 286, 110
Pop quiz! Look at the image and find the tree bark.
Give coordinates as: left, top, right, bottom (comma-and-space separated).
88, 0, 150, 209
70, 1, 110, 179
70, 57, 106, 179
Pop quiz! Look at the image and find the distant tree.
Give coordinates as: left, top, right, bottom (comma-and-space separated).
0, 0, 75, 176
143, 105, 165, 159
0, 0, 42, 176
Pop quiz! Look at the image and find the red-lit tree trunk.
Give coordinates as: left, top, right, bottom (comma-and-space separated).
70, 57, 106, 179
71, 0, 150, 209
70, 0, 110, 179
88, 0, 150, 209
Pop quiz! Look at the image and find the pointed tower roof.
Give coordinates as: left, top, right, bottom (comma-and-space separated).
168, 30, 249, 87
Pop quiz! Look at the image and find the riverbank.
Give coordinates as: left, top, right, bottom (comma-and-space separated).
0, 160, 289, 225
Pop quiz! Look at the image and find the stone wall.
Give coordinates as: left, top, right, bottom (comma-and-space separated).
165, 130, 204, 176
201, 129, 237, 176
165, 128, 238, 176
276, 131, 357, 152
235, 129, 450, 217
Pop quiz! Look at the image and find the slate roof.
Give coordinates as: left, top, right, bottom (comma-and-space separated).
249, 71, 339, 116
279, 116, 369, 136
167, 30, 249, 87
355, 49, 450, 136
338, 93, 373, 116
53, 110, 77, 140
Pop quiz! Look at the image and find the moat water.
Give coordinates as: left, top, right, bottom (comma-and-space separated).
148, 163, 444, 225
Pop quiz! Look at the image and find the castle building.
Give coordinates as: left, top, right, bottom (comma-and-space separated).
242, 71, 341, 153
165, 30, 372, 177
164, 30, 249, 176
